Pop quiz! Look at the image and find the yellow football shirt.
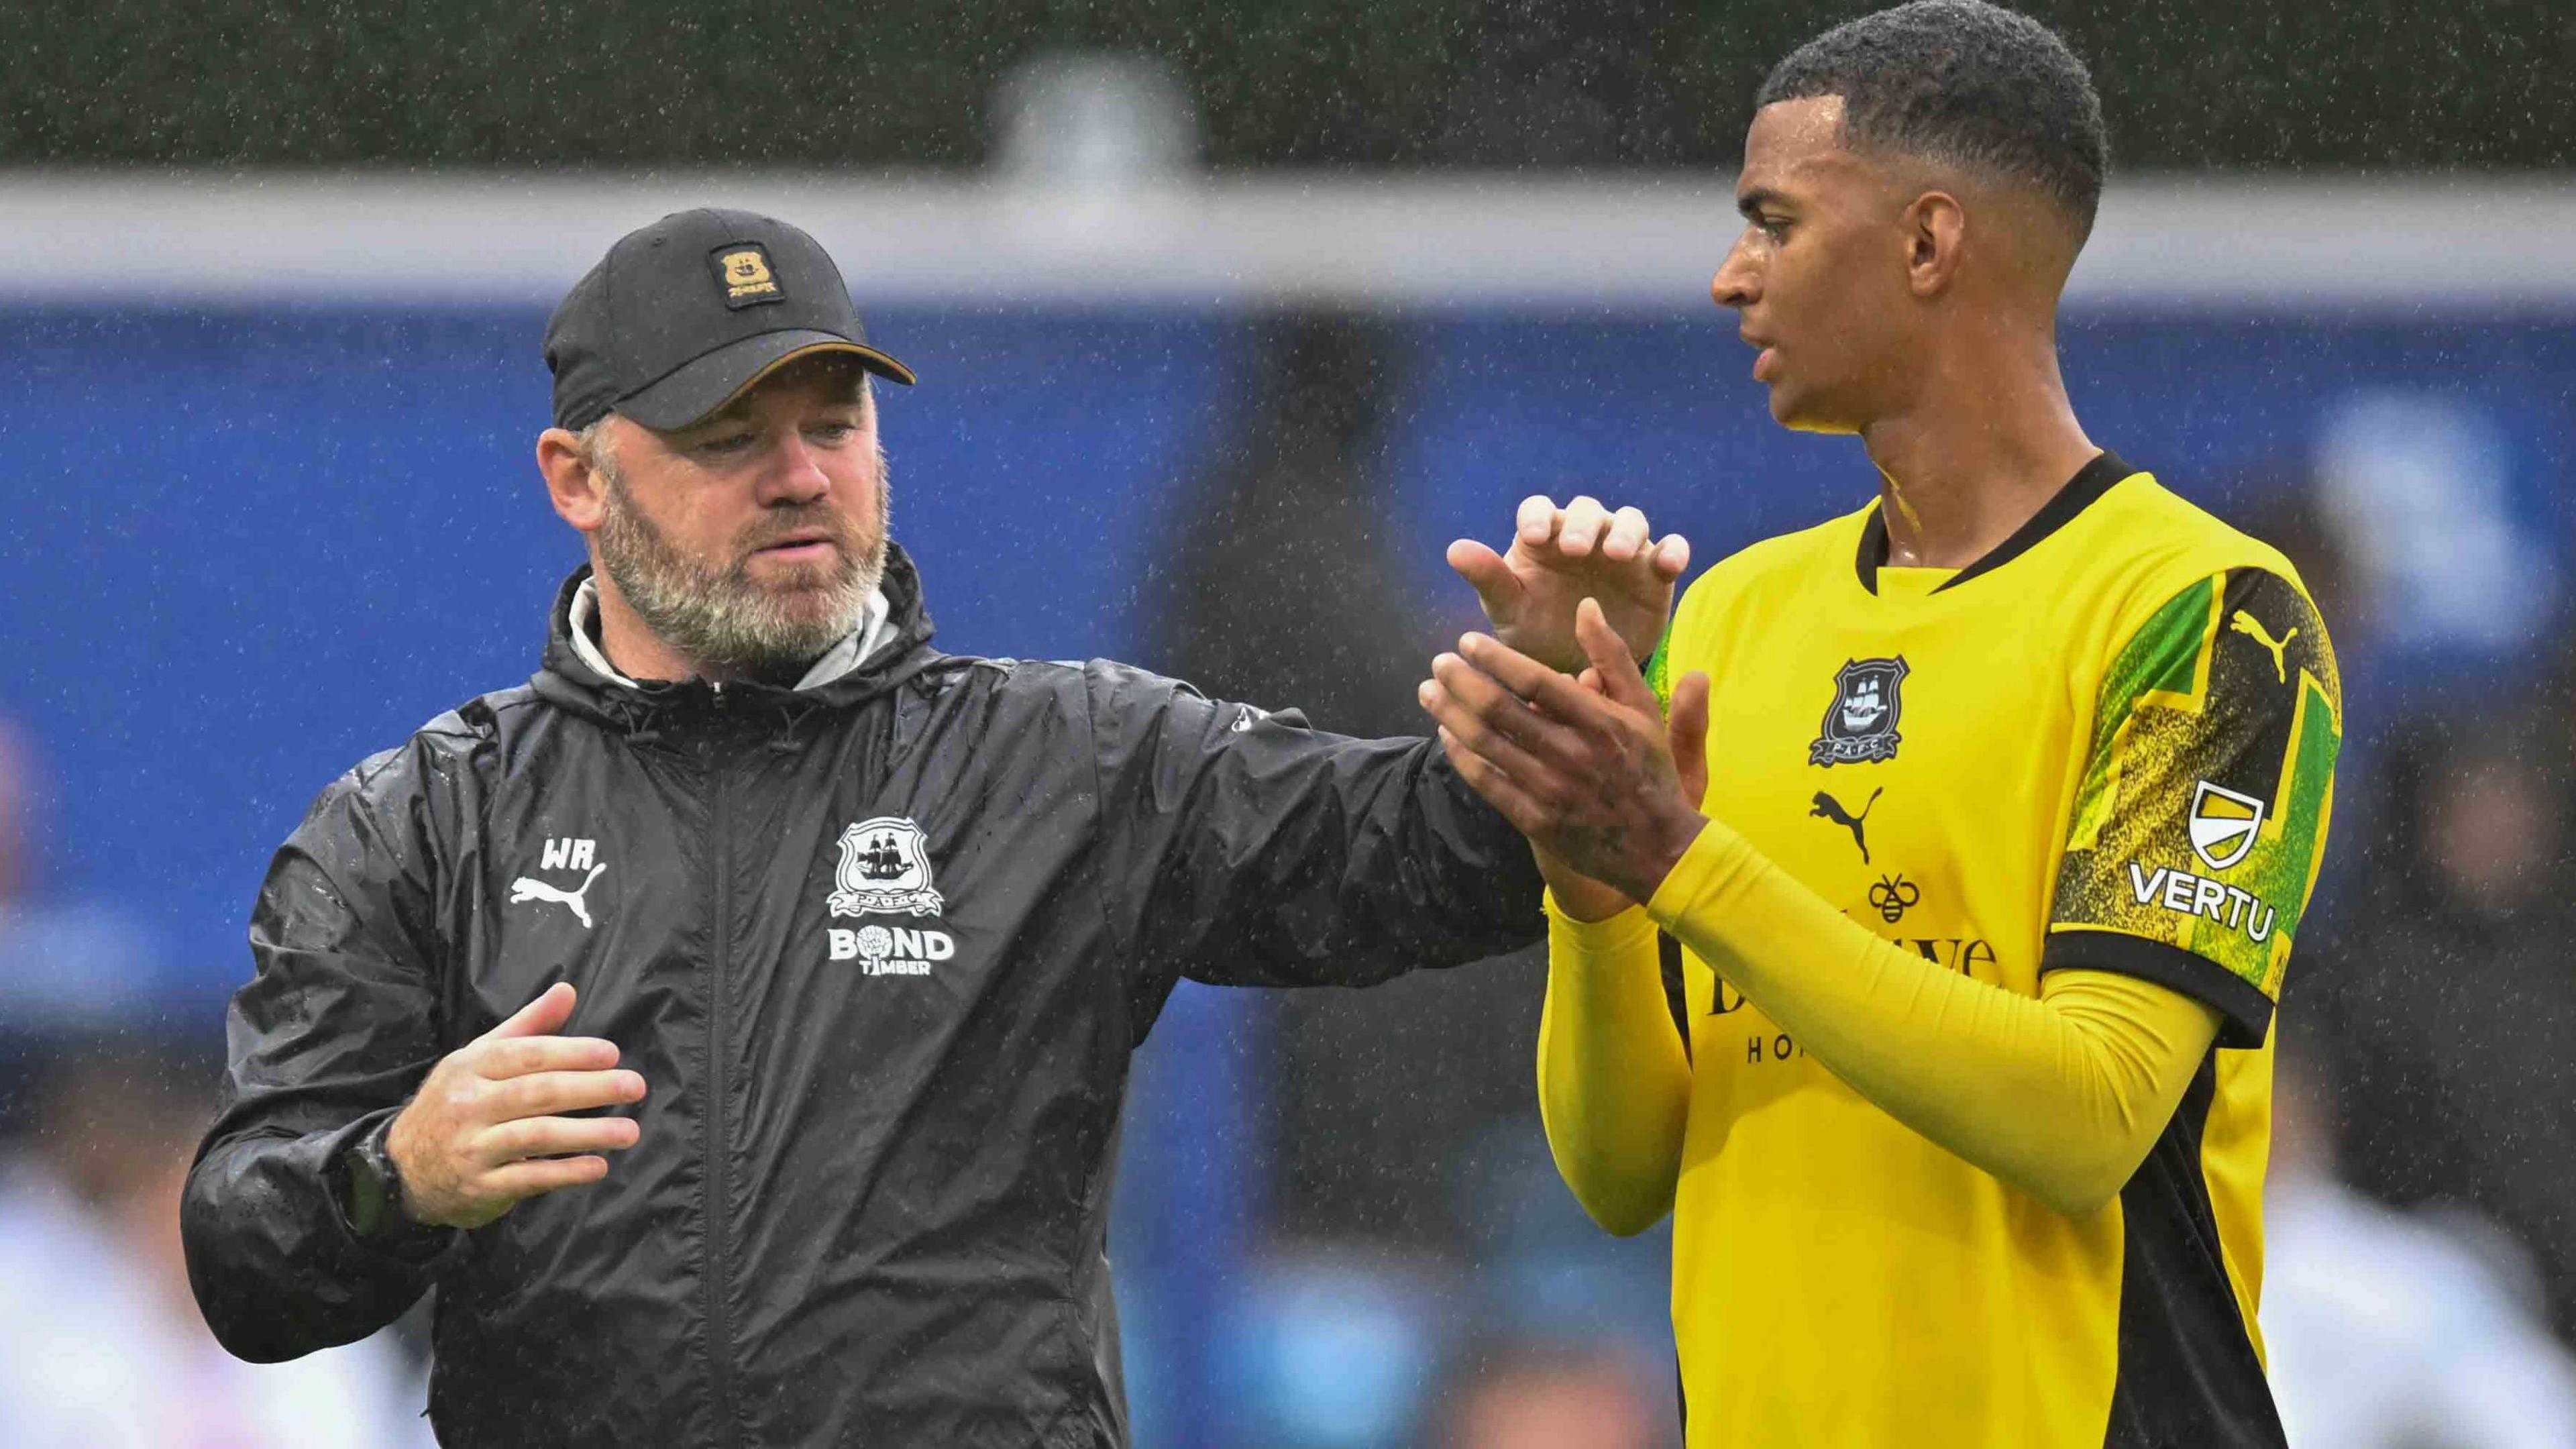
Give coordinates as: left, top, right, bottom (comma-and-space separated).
1627, 453, 2341, 1446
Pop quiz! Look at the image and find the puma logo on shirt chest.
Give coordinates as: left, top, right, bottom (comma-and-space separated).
1810, 788, 1882, 863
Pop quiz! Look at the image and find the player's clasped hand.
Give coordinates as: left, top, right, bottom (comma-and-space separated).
1448, 494, 1690, 674
384, 982, 646, 1230
1419, 597, 1715, 910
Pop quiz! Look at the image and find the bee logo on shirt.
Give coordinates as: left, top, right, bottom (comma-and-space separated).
1809, 657, 1910, 766
1867, 871, 1920, 923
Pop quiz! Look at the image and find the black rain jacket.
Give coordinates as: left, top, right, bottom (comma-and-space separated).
182, 549, 1542, 1447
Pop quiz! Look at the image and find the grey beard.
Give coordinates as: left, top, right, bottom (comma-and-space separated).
595, 466, 890, 680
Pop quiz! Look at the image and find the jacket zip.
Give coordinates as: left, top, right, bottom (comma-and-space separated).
704, 682, 740, 1448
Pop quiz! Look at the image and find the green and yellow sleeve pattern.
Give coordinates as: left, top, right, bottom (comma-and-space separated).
2049, 569, 2342, 1044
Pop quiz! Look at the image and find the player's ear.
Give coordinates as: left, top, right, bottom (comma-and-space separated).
1902, 191, 1968, 299
539, 425, 610, 535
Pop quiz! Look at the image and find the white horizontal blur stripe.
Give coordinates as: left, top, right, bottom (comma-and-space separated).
1, 169, 2571, 311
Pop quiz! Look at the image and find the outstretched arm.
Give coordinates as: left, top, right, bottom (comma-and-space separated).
1091, 663, 1547, 1030
1099, 499, 1693, 1031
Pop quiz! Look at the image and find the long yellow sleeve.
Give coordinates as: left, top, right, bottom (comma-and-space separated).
1629, 820, 2221, 1217
1537, 894, 1692, 1236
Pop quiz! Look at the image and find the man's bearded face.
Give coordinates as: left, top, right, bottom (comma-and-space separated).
593, 441, 891, 679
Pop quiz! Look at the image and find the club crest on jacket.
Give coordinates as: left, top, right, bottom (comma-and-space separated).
828, 816, 945, 918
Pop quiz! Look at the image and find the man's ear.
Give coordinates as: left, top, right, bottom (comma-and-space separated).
538, 426, 608, 535
1902, 191, 1970, 299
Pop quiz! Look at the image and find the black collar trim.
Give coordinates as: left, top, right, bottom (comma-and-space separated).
1853, 449, 2136, 595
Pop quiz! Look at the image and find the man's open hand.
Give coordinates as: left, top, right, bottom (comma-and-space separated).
384, 983, 645, 1230
1419, 598, 1713, 906
1450, 495, 1688, 673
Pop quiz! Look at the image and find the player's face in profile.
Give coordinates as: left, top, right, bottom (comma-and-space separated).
1711, 96, 1917, 433
594, 356, 890, 672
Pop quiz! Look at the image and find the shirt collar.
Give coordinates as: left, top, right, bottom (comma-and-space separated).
1851, 449, 2136, 596
568, 576, 891, 691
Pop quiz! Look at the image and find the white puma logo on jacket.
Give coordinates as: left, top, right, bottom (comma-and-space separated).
509, 864, 606, 930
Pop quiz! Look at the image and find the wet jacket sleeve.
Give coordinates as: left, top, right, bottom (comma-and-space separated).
1084, 661, 1544, 1014
182, 757, 462, 1362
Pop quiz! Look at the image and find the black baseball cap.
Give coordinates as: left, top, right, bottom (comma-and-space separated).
543, 207, 916, 433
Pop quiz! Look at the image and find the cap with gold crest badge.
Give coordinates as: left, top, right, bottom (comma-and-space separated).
543, 207, 916, 433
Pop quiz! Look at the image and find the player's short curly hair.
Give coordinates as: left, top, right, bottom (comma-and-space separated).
1756, 0, 2107, 241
